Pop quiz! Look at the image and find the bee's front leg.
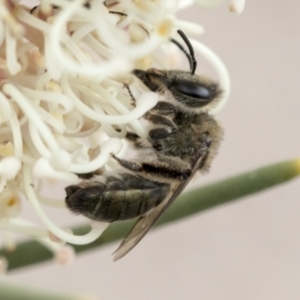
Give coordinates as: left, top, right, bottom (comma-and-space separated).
149, 127, 175, 140
145, 113, 177, 129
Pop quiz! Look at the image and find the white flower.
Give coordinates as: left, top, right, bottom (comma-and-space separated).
0, 0, 231, 265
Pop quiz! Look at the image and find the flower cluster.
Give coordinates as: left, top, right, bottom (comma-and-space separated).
0, 0, 243, 270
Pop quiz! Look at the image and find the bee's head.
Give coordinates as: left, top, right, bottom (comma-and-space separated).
132, 69, 222, 113
132, 30, 222, 113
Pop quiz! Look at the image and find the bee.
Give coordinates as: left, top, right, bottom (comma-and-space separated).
65, 30, 224, 260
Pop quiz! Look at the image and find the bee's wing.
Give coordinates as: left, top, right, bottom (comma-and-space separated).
113, 148, 207, 261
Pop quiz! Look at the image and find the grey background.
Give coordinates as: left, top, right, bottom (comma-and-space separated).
7, 1, 300, 299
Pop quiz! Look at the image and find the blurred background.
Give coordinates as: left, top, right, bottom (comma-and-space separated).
7, 1, 300, 299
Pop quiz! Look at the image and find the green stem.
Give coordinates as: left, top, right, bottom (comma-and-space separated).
1, 159, 299, 271
0, 281, 94, 300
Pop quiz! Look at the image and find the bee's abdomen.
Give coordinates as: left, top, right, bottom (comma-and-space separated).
65, 174, 170, 222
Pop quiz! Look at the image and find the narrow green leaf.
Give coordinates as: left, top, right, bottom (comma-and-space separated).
1, 159, 299, 271
0, 280, 95, 300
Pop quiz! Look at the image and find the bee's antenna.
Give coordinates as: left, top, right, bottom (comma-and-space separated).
170, 38, 192, 71
171, 30, 197, 75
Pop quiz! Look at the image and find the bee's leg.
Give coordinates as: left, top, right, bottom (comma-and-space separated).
123, 83, 136, 106
111, 154, 191, 181
146, 113, 177, 129
122, 83, 140, 143
111, 154, 142, 172
76, 172, 94, 179
76, 169, 103, 179
142, 159, 191, 180
151, 101, 178, 116
125, 109, 177, 144
125, 132, 140, 142
124, 132, 144, 151
149, 127, 174, 140
148, 120, 177, 148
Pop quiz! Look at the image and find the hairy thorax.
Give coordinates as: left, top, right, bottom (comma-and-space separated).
152, 111, 223, 167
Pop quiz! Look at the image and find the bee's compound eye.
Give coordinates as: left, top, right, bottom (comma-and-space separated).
173, 79, 212, 100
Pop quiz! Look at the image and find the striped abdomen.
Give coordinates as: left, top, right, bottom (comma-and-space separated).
65, 174, 170, 222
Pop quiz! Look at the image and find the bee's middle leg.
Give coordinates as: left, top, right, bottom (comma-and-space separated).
111, 154, 191, 181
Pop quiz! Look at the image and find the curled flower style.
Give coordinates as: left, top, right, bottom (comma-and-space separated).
0, 0, 231, 265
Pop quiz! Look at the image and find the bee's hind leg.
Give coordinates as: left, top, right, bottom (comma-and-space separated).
111, 154, 143, 172
111, 154, 191, 181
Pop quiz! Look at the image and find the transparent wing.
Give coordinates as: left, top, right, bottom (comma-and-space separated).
113, 148, 207, 261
